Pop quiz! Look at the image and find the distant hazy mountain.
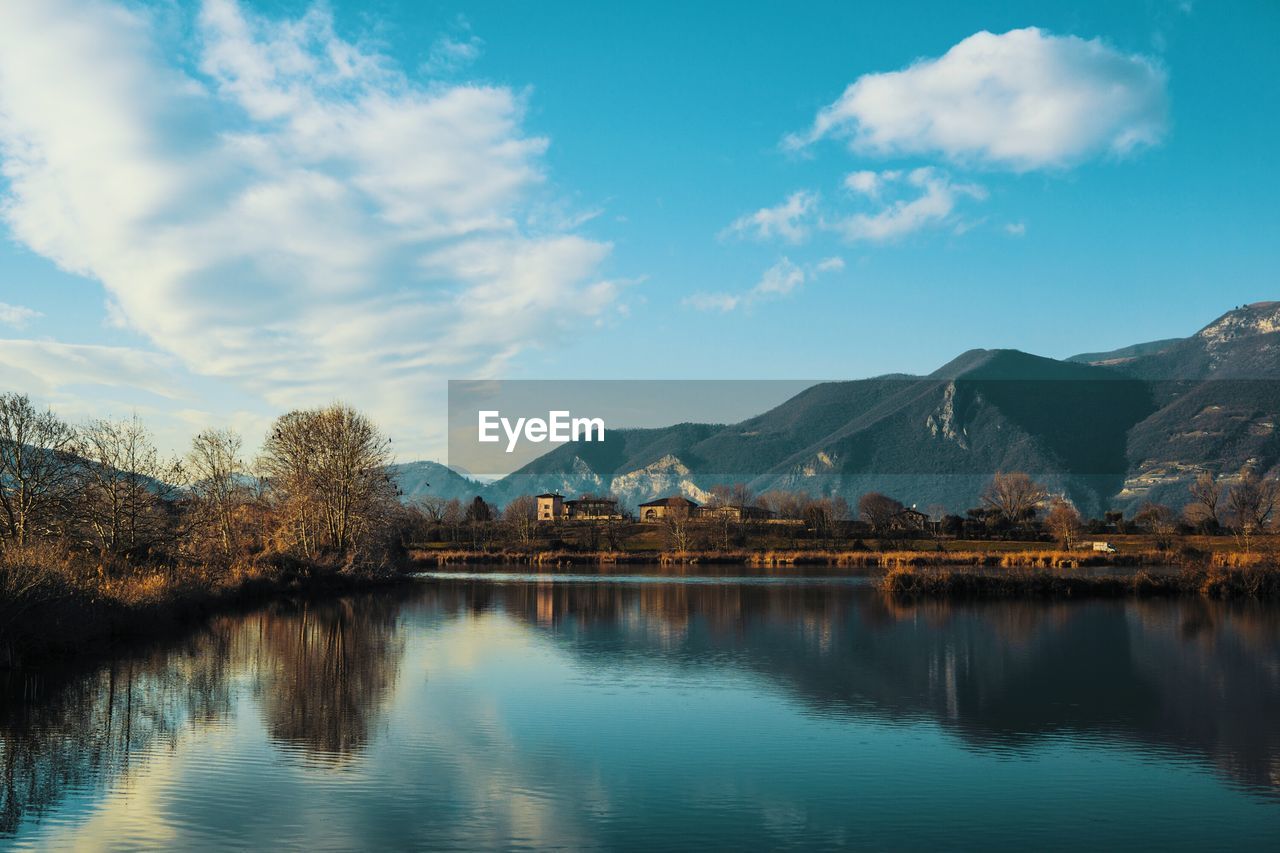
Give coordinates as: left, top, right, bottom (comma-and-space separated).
390, 460, 485, 503
396, 303, 1280, 516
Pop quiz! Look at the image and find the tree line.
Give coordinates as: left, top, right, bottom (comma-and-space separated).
418, 469, 1280, 554
5, 385, 1277, 570
0, 392, 408, 580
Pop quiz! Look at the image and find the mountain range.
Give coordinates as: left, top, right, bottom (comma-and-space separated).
395, 302, 1280, 517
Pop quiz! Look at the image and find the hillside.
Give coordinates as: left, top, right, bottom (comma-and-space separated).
398, 303, 1280, 516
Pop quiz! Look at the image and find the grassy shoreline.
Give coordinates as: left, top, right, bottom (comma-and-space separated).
1, 556, 412, 668
410, 545, 1280, 600
6, 543, 1278, 665
411, 544, 1266, 570
878, 564, 1280, 600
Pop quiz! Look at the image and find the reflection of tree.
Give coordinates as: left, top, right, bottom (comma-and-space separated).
2, 580, 1278, 842
249, 596, 404, 762
433, 579, 1280, 799
0, 629, 234, 836
0, 591, 407, 837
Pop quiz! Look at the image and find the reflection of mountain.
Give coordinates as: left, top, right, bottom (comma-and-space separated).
400, 303, 1280, 514
3, 581, 1278, 842
462, 581, 1280, 798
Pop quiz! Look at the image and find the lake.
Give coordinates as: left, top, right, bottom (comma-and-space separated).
2, 571, 1278, 850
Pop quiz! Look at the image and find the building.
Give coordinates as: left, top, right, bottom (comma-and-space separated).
564, 496, 623, 520
890, 507, 930, 532
698, 504, 775, 522
639, 495, 700, 522
536, 493, 564, 521
538, 493, 622, 521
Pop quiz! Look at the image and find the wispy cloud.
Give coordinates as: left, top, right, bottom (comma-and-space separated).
0, 0, 618, 454
683, 292, 742, 313
786, 27, 1168, 171
1004, 222, 1027, 237
0, 340, 183, 398
843, 170, 898, 199
829, 167, 986, 242
423, 16, 484, 74
722, 190, 818, 244
731, 169, 984, 247
0, 301, 41, 329
685, 256, 844, 313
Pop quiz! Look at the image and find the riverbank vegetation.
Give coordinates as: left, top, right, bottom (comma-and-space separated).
879, 563, 1280, 600
0, 393, 414, 661
6, 390, 1280, 662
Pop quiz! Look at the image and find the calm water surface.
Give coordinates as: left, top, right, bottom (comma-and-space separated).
2, 570, 1279, 850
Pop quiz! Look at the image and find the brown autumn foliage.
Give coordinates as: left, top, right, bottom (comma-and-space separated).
0, 397, 415, 659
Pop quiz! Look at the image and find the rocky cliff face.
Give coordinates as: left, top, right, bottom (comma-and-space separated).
1196, 302, 1280, 349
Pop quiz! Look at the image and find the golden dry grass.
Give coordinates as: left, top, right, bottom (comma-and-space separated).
879, 563, 1280, 600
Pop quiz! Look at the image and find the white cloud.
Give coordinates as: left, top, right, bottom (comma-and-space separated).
752, 257, 806, 296
0, 340, 183, 398
788, 27, 1167, 171
424, 33, 483, 75
722, 190, 818, 243
1004, 221, 1027, 236
0, 0, 617, 456
685, 256, 844, 312
828, 168, 985, 242
843, 170, 898, 198
0, 302, 41, 328
683, 292, 740, 313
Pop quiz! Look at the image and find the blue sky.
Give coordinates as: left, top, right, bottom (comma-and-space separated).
0, 0, 1276, 457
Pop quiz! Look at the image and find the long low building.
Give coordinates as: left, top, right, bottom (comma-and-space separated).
638, 495, 699, 521
638, 496, 774, 522
536, 493, 623, 521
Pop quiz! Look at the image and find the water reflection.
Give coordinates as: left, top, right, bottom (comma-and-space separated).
1, 595, 405, 835
249, 598, 404, 761
1, 575, 1278, 848
478, 581, 1280, 794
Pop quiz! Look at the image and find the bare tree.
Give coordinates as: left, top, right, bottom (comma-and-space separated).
416, 495, 449, 524
706, 484, 754, 548
1134, 501, 1178, 550
981, 472, 1048, 533
186, 428, 248, 558
76, 415, 183, 564
442, 498, 465, 544
1186, 471, 1221, 533
504, 495, 539, 548
1044, 498, 1082, 549
258, 404, 397, 557
757, 490, 804, 520
858, 492, 905, 536
1225, 468, 1279, 554
0, 393, 79, 546
662, 501, 694, 553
